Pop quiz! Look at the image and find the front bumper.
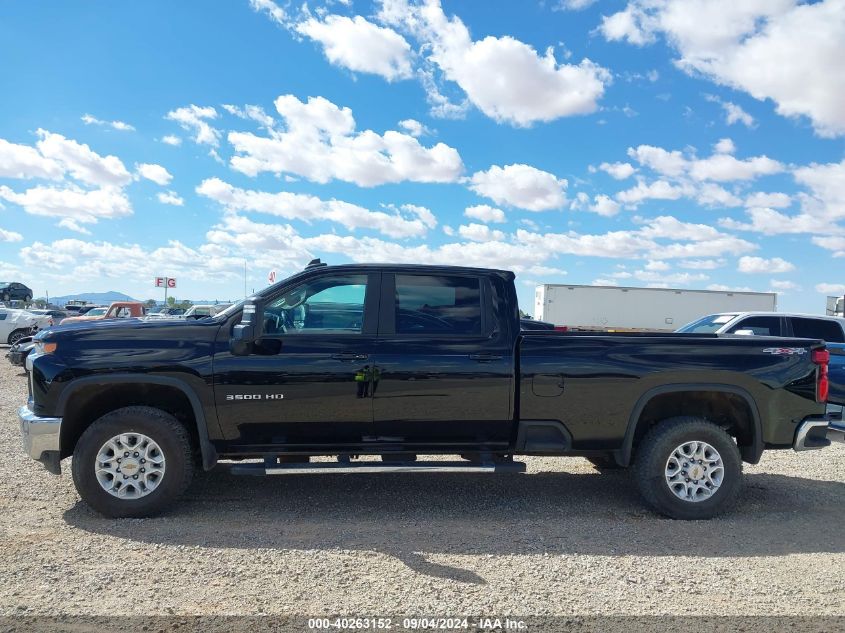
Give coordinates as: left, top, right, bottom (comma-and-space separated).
793, 413, 845, 451
18, 404, 62, 474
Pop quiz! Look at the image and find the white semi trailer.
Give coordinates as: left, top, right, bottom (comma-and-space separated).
826, 296, 844, 317
535, 283, 778, 331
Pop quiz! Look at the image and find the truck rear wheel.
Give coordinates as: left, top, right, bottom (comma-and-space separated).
634, 416, 742, 520
71, 406, 194, 518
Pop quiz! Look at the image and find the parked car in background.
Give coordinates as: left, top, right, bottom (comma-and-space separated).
145, 307, 186, 319
0, 282, 33, 303
677, 312, 845, 406
60, 301, 146, 325
28, 309, 68, 321
6, 335, 35, 367
0, 307, 51, 345
182, 304, 231, 319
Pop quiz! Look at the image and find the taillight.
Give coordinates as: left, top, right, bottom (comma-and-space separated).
554, 326, 568, 332
812, 348, 830, 403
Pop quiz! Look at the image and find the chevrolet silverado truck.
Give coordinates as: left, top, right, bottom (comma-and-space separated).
20, 261, 844, 520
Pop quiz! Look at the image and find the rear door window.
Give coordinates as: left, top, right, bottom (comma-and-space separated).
727, 316, 782, 336
395, 274, 481, 335
790, 317, 845, 342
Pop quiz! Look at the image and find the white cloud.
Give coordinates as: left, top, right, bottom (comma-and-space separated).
249, 0, 287, 26
816, 283, 845, 295
157, 190, 184, 206
165, 105, 221, 146
689, 153, 782, 182
598, 161, 636, 179
36, 129, 132, 188
812, 235, 845, 258
644, 260, 670, 271
296, 15, 413, 81
599, 0, 845, 137
719, 207, 834, 236
678, 259, 724, 270
0, 137, 63, 180
81, 114, 136, 132
714, 138, 736, 154
227, 94, 463, 186
0, 184, 131, 224
161, 135, 182, 147
744, 191, 791, 208
379, 0, 610, 126
57, 218, 92, 234
0, 227, 23, 242
616, 179, 691, 205
398, 119, 430, 137
457, 223, 505, 242
557, 0, 598, 9
770, 279, 799, 291
737, 255, 795, 274
589, 194, 620, 216
794, 158, 845, 221
705, 95, 755, 127
196, 177, 437, 239
627, 145, 687, 177
464, 204, 505, 223
222, 104, 275, 128
469, 163, 567, 211
136, 163, 173, 186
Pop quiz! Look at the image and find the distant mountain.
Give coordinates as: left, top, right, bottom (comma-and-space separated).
48, 291, 137, 306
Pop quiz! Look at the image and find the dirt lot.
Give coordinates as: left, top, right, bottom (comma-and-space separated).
1, 357, 844, 622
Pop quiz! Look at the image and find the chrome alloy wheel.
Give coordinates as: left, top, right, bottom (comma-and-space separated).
664, 440, 724, 503
94, 433, 166, 499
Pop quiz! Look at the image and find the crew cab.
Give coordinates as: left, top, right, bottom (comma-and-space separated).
20, 262, 843, 520
678, 312, 845, 406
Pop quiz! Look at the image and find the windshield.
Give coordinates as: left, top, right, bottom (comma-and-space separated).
676, 314, 739, 333
211, 300, 245, 320
84, 308, 108, 317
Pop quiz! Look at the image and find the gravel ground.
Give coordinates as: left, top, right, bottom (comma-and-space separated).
1, 357, 844, 621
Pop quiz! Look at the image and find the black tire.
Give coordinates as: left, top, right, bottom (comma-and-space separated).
7, 329, 28, 345
71, 406, 194, 518
23, 294, 32, 303
635, 416, 742, 520
586, 453, 623, 470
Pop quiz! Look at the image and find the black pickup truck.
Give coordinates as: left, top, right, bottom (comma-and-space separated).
20, 261, 843, 520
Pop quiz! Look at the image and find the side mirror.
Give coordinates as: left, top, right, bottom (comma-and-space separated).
230, 297, 264, 356
733, 329, 755, 336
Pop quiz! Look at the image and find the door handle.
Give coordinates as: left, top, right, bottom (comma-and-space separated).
469, 353, 503, 362
331, 352, 369, 361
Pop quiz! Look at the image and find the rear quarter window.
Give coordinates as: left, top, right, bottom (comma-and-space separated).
790, 318, 845, 343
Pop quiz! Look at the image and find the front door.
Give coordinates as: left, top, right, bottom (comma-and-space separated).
370, 272, 514, 449
214, 272, 380, 448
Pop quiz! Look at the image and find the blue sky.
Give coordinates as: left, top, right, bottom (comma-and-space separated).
1, 0, 843, 313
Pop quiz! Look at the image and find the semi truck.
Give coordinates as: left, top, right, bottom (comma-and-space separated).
535, 284, 777, 331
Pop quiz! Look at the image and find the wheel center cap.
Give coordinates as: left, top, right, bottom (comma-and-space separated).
121, 459, 140, 475
689, 464, 705, 480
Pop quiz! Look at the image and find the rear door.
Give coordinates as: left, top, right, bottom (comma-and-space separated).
370, 272, 514, 447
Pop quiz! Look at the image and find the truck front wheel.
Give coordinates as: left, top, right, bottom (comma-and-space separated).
71, 406, 194, 518
634, 416, 742, 520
